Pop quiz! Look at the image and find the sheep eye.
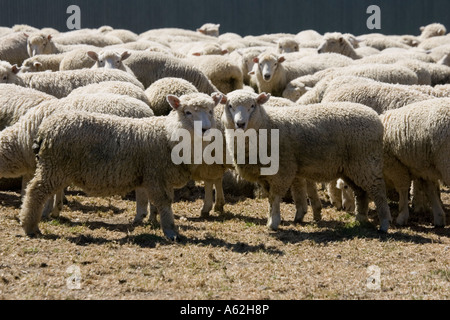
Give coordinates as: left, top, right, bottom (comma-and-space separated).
185, 111, 192, 116
344, 186, 348, 189
228, 104, 233, 109
3, 76, 7, 80
250, 105, 255, 109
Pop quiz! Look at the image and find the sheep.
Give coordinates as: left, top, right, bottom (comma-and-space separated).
0, 84, 56, 130
187, 55, 244, 94
20, 54, 66, 72
229, 47, 266, 85
381, 98, 449, 227
87, 50, 135, 76
0, 61, 23, 85
0, 32, 29, 66
51, 32, 123, 47
321, 77, 433, 114
282, 78, 312, 102
68, 81, 151, 107
327, 178, 355, 212
277, 38, 299, 54
144, 77, 199, 116
419, 23, 447, 40
354, 51, 435, 64
103, 29, 139, 43
19, 92, 223, 239
59, 48, 99, 71
317, 32, 362, 59
360, 36, 411, 51
17, 68, 145, 98
197, 23, 220, 37
418, 34, 450, 50
26, 33, 70, 56
222, 90, 392, 232
179, 41, 228, 56
297, 64, 419, 105
0, 93, 155, 218
123, 51, 219, 92
410, 84, 450, 97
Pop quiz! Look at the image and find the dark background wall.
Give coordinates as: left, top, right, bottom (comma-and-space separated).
0, 0, 449, 36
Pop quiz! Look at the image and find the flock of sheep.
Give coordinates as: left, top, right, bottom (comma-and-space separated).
0, 22, 448, 240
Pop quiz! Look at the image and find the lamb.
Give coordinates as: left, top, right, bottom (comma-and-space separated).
282, 78, 311, 102
19, 92, 223, 240
0, 93, 154, 218
197, 23, 220, 37
381, 98, 449, 227
0, 32, 29, 66
20, 54, 66, 72
0, 84, 56, 130
222, 90, 392, 232
229, 48, 266, 85
144, 77, 199, 116
26, 33, 73, 56
17, 68, 145, 98
68, 81, 151, 107
317, 32, 362, 59
187, 55, 244, 94
321, 77, 433, 114
123, 51, 219, 93
87, 50, 135, 76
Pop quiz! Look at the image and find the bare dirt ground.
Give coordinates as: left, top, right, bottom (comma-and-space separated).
0, 184, 448, 300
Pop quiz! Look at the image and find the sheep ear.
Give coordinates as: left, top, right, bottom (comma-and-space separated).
121, 51, 131, 61
215, 24, 221, 28
420, 26, 425, 32
197, 29, 206, 34
438, 28, 445, 35
278, 56, 286, 63
167, 95, 181, 110
211, 92, 224, 106
24, 33, 29, 38
256, 93, 271, 105
192, 52, 202, 56
339, 37, 344, 43
11, 65, 21, 74
87, 51, 98, 61
221, 49, 228, 55
47, 35, 52, 41
253, 57, 259, 63
33, 62, 42, 68
248, 70, 255, 75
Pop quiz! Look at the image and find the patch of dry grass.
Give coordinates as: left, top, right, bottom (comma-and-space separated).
0, 185, 448, 300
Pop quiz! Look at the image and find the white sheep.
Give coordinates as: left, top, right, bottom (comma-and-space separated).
222, 90, 392, 232
0, 32, 29, 66
19, 92, 223, 240
20, 54, 66, 72
381, 98, 449, 227
197, 23, 221, 37
59, 48, 99, 71
318, 32, 362, 59
327, 178, 355, 212
419, 23, 447, 40
26, 33, 73, 56
186, 55, 244, 94
68, 81, 151, 106
87, 50, 135, 76
144, 77, 199, 116
277, 38, 299, 54
124, 51, 219, 92
321, 77, 433, 114
17, 68, 145, 98
51, 32, 123, 47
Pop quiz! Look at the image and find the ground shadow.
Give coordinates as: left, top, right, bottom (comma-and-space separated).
0, 191, 22, 209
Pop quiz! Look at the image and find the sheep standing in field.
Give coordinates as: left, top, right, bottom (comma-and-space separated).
87, 50, 135, 76
222, 90, 392, 232
381, 99, 449, 227
19, 92, 223, 239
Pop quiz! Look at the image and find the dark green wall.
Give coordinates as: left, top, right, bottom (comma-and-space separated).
0, 0, 449, 36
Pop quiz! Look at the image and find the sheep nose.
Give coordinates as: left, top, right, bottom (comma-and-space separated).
236, 121, 246, 129
264, 74, 271, 80
317, 49, 322, 54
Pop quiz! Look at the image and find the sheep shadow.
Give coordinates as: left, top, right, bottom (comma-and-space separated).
0, 191, 22, 209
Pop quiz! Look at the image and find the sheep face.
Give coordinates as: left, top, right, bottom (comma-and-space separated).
167, 92, 223, 137
88, 51, 131, 70
0, 62, 20, 83
336, 179, 355, 212
317, 34, 347, 54
21, 58, 43, 73
222, 90, 271, 131
26, 34, 53, 56
277, 38, 299, 54
253, 54, 285, 82
197, 23, 220, 37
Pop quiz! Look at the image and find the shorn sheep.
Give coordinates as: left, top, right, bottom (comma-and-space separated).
222, 90, 392, 232
381, 98, 449, 227
20, 92, 223, 240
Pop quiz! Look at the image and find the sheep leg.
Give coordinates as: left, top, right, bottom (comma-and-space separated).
344, 178, 370, 223
364, 178, 392, 233
134, 188, 149, 224
213, 177, 225, 214
149, 188, 178, 241
306, 180, 322, 221
149, 204, 158, 224
411, 179, 428, 214
267, 193, 282, 231
21, 174, 33, 199
395, 185, 411, 226
290, 177, 308, 223
201, 180, 214, 217
50, 189, 65, 218
20, 169, 63, 236
327, 180, 343, 210
424, 180, 446, 227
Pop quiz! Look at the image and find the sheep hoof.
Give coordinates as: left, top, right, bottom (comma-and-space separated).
163, 229, 179, 242
267, 217, 280, 231
355, 213, 369, 223
200, 211, 210, 218
213, 204, 224, 214
25, 228, 42, 238
294, 211, 306, 223
395, 215, 408, 226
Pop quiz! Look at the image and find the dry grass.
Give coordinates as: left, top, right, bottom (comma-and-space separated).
0, 184, 449, 300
